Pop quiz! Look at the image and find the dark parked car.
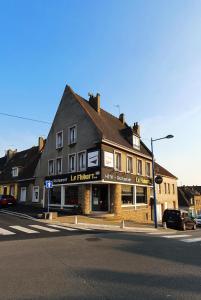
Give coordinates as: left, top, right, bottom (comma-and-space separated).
0, 194, 17, 207
162, 209, 196, 230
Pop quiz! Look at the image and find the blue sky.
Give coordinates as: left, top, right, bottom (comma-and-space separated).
0, 0, 200, 185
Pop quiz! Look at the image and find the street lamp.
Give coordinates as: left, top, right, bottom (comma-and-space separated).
151, 134, 174, 228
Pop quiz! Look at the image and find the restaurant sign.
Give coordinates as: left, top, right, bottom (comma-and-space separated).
45, 169, 101, 185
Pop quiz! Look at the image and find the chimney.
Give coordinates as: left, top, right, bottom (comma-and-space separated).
89, 93, 100, 113
6, 149, 17, 162
133, 122, 140, 137
38, 137, 45, 152
119, 113, 125, 124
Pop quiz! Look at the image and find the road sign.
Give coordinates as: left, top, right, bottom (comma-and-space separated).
45, 180, 53, 189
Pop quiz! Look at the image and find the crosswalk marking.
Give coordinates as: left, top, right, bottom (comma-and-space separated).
181, 237, 201, 243
0, 227, 16, 235
29, 225, 60, 232
10, 226, 39, 234
162, 235, 190, 239
48, 224, 77, 231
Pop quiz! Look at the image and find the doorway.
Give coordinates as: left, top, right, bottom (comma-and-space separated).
92, 185, 108, 212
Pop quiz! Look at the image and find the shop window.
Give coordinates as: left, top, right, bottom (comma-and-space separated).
137, 159, 142, 175
64, 186, 78, 205
127, 156, 133, 173
78, 151, 86, 171
114, 151, 121, 171
48, 160, 54, 175
122, 185, 134, 205
68, 125, 77, 145
136, 186, 147, 204
68, 154, 76, 172
56, 158, 62, 174
145, 162, 151, 177
32, 186, 39, 202
50, 187, 61, 205
56, 131, 63, 149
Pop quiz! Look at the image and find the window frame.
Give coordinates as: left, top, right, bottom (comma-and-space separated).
145, 161, 151, 177
56, 130, 63, 149
48, 159, 55, 176
133, 135, 140, 150
12, 167, 18, 177
77, 150, 87, 172
137, 159, 143, 176
114, 150, 122, 172
68, 153, 77, 173
56, 157, 63, 175
126, 155, 133, 174
68, 124, 77, 145
32, 186, 39, 203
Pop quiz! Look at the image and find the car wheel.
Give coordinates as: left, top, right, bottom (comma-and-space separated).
182, 223, 186, 231
193, 224, 196, 230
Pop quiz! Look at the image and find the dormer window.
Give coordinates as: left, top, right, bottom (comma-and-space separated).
12, 167, 18, 177
56, 131, 63, 149
133, 135, 140, 150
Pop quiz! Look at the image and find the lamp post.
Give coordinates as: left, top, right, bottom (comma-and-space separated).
151, 134, 174, 228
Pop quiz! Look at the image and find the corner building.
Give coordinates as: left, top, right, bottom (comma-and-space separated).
35, 85, 153, 223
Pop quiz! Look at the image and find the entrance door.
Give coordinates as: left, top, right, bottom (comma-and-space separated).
92, 185, 108, 211
20, 187, 26, 202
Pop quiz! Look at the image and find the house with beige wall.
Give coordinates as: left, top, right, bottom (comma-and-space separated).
154, 162, 178, 221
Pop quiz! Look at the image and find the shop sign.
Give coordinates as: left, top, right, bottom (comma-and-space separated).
87, 150, 99, 168
104, 151, 114, 168
104, 173, 132, 183
46, 169, 101, 185
136, 176, 152, 185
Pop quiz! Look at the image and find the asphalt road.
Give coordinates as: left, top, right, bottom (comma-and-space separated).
0, 212, 201, 300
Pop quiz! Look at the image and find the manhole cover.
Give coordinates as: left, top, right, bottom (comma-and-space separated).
85, 237, 102, 242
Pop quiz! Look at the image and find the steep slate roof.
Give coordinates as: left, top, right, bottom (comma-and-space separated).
0, 156, 6, 171
0, 146, 41, 183
154, 162, 177, 179
67, 86, 152, 158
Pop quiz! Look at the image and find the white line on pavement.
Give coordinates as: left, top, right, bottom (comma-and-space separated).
29, 225, 60, 232
180, 237, 201, 243
10, 226, 39, 234
48, 224, 77, 231
161, 235, 191, 239
147, 232, 175, 235
0, 228, 16, 235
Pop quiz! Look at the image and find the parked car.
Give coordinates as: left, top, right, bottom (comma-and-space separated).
0, 194, 17, 207
162, 209, 197, 230
195, 215, 201, 227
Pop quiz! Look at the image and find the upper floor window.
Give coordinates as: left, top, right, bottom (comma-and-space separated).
69, 154, 76, 173
68, 125, 77, 145
114, 152, 121, 171
172, 184, 175, 194
127, 156, 133, 173
168, 183, 170, 194
158, 184, 161, 194
56, 158, 62, 175
48, 160, 54, 176
12, 167, 18, 177
78, 151, 86, 171
56, 131, 63, 149
145, 162, 151, 177
133, 135, 140, 150
137, 159, 142, 175
164, 182, 167, 194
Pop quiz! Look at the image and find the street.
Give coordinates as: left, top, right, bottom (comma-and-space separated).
0, 212, 201, 299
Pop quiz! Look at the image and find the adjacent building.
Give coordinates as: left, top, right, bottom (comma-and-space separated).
34, 85, 154, 222
0, 138, 45, 203
154, 162, 178, 221
178, 186, 201, 216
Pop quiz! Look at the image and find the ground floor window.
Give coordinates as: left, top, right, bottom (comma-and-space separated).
136, 186, 147, 204
50, 187, 61, 205
32, 186, 39, 202
64, 186, 78, 205
122, 185, 134, 205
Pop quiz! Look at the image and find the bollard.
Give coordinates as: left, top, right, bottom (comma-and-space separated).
74, 215, 78, 225
163, 222, 167, 229
120, 220, 125, 229
48, 212, 53, 220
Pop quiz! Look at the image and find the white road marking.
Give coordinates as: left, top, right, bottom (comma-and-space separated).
147, 232, 175, 235
181, 237, 201, 243
29, 225, 59, 232
0, 228, 16, 235
10, 226, 39, 234
48, 224, 77, 231
162, 235, 191, 239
